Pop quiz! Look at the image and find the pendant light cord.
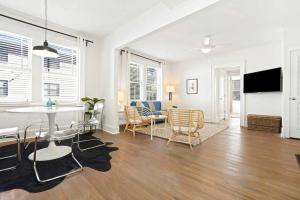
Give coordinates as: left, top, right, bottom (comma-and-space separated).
45, 0, 47, 41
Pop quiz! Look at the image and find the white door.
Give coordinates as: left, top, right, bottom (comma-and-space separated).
290, 50, 300, 138
218, 71, 226, 120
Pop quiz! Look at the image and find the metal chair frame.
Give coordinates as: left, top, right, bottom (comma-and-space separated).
0, 128, 21, 172
24, 121, 59, 150
32, 126, 83, 183
72, 101, 106, 152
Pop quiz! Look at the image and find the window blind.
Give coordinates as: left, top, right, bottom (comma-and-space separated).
146, 67, 160, 101
129, 63, 141, 100
0, 31, 32, 103
43, 44, 78, 102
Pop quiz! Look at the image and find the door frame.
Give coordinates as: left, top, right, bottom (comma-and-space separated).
216, 69, 227, 121
211, 60, 246, 126
283, 48, 300, 138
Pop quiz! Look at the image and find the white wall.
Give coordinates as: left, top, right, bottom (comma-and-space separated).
168, 42, 282, 124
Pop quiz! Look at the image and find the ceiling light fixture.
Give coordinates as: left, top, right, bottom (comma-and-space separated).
201, 36, 215, 54
33, 0, 58, 58
201, 47, 212, 54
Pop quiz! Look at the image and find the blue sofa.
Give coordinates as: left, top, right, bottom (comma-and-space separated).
130, 101, 166, 123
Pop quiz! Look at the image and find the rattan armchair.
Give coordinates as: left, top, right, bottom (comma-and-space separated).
167, 109, 204, 150
123, 106, 151, 136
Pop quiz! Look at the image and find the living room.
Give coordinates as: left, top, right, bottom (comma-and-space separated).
117, 0, 294, 136
0, 0, 300, 199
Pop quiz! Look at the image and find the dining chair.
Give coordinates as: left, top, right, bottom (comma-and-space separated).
33, 125, 83, 183
167, 109, 204, 150
0, 127, 21, 172
23, 120, 59, 149
123, 106, 151, 136
71, 101, 106, 152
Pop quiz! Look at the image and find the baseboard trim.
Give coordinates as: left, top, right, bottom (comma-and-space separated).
103, 124, 120, 134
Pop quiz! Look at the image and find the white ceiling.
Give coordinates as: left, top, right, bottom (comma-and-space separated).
0, 0, 161, 37
126, 0, 300, 62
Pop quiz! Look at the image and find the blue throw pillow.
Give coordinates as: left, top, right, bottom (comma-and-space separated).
141, 101, 150, 109
130, 101, 137, 106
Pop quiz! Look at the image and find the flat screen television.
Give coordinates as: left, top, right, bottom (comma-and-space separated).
243, 67, 282, 93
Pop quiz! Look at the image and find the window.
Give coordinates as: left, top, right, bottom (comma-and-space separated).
0, 80, 8, 96
129, 62, 162, 101
129, 63, 141, 100
44, 83, 60, 97
0, 31, 32, 103
42, 44, 79, 102
146, 67, 158, 100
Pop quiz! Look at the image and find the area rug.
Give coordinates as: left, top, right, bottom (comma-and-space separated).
137, 122, 228, 146
0, 133, 118, 193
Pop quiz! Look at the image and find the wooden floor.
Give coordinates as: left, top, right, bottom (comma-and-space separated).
1, 118, 300, 200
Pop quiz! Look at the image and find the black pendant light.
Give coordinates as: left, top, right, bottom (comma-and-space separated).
33, 0, 59, 58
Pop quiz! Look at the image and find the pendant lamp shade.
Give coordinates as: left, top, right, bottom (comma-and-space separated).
33, 0, 59, 58
33, 40, 58, 58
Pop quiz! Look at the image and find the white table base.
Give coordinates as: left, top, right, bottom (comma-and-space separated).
28, 112, 72, 161
28, 143, 72, 161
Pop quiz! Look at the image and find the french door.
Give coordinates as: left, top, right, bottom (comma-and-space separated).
290, 50, 300, 138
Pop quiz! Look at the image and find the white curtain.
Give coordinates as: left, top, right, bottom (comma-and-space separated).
77, 37, 86, 103
119, 50, 131, 106
160, 61, 167, 102
76, 37, 87, 122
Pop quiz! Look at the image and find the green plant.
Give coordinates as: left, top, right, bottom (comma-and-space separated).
81, 97, 104, 114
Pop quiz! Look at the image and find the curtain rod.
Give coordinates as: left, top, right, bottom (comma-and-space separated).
121, 49, 161, 64
0, 13, 94, 45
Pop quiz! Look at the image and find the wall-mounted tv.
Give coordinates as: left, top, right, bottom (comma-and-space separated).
243, 67, 282, 93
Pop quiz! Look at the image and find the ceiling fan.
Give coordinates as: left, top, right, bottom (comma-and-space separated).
199, 36, 216, 53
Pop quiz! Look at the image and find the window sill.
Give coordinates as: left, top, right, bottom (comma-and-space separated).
0, 102, 31, 107
0, 101, 80, 109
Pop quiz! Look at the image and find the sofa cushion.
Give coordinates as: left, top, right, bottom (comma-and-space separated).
152, 101, 161, 111
151, 111, 162, 115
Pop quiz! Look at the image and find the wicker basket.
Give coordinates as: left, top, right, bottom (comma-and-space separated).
247, 114, 282, 133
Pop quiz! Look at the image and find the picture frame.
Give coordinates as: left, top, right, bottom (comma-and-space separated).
186, 78, 198, 94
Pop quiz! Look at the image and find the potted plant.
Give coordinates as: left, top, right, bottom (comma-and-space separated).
81, 97, 105, 118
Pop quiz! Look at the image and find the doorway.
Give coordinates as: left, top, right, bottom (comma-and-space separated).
216, 68, 240, 122
230, 74, 241, 118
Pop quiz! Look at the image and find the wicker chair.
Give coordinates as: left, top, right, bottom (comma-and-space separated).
167, 109, 204, 150
123, 106, 151, 136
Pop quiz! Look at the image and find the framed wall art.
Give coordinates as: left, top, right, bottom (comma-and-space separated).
186, 78, 198, 94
